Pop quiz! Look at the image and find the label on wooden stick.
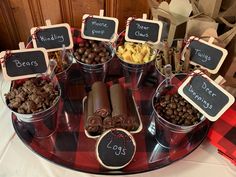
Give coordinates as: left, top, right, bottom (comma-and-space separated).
0, 48, 49, 81
182, 36, 228, 74
31, 23, 73, 52
125, 17, 163, 44
81, 14, 118, 42
178, 70, 235, 121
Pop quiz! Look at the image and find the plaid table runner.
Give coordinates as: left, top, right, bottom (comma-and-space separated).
208, 102, 236, 165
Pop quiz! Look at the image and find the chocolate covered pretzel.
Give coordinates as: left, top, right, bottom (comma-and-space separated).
92, 82, 111, 117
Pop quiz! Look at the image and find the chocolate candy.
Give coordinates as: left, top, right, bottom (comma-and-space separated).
110, 84, 128, 117
154, 93, 201, 126
103, 116, 114, 131
74, 39, 112, 65
85, 82, 140, 136
5, 78, 59, 114
92, 82, 111, 117
85, 91, 103, 135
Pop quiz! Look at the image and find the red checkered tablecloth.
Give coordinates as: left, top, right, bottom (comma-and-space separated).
208, 102, 236, 165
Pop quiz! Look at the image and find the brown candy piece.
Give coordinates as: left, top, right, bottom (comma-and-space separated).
154, 93, 201, 126
85, 91, 103, 135
5, 78, 59, 114
74, 39, 111, 65
92, 82, 111, 118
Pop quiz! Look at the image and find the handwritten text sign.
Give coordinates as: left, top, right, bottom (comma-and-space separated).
178, 70, 235, 121
125, 18, 163, 44
0, 48, 49, 81
182, 36, 228, 74
81, 14, 118, 42
31, 23, 73, 52
96, 129, 136, 169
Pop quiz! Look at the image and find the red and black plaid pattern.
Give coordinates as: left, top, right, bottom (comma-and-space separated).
11, 29, 212, 174
12, 64, 211, 174
208, 103, 236, 165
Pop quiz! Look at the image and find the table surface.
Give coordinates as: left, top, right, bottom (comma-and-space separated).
1, 72, 236, 177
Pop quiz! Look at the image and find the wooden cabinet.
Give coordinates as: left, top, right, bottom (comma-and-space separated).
0, 0, 150, 50
106, 0, 150, 32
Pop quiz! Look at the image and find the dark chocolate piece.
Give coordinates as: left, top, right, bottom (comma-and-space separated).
122, 116, 134, 131
85, 91, 103, 135
5, 78, 59, 114
92, 82, 111, 118
126, 94, 140, 131
103, 116, 114, 131
113, 115, 125, 128
110, 84, 128, 117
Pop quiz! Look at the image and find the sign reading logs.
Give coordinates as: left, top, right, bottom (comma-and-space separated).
0, 45, 49, 81
125, 14, 163, 45
96, 129, 136, 169
178, 70, 235, 121
81, 10, 118, 42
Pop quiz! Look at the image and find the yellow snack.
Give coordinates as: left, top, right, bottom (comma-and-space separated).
117, 42, 156, 64
132, 53, 143, 63
122, 51, 132, 61
117, 46, 125, 54
143, 55, 150, 63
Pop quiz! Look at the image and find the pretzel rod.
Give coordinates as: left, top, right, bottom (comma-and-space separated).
85, 91, 103, 134
174, 50, 181, 72
163, 41, 169, 65
92, 82, 111, 118
177, 39, 184, 52
155, 54, 162, 70
183, 48, 190, 72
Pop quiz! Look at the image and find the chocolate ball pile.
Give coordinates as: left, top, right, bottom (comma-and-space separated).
74, 40, 112, 64
5, 78, 60, 114
154, 93, 202, 126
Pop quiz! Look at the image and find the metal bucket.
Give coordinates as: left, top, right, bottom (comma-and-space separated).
151, 74, 206, 148
76, 43, 115, 87
1, 76, 61, 138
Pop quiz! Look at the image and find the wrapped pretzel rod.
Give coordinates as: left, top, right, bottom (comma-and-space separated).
177, 39, 184, 52
85, 91, 103, 135
174, 50, 181, 72
92, 81, 111, 118
155, 54, 163, 70
163, 40, 169, 65
109, 83, 128, 128
183, 47, 190, 72
160, 66, 164, 74
168, 48, 173, 65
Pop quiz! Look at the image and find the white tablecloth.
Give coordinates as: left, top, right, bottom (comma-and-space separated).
0, 73, 236, 177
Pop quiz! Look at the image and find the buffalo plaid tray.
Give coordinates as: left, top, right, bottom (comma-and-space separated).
208, 102, 236, 165
12, 63, 210, 175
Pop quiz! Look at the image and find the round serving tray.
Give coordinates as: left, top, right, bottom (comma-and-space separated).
11, 64, 210, 175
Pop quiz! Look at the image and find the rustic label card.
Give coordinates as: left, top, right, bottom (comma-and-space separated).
182, 36, 228, 74
0, 48, 49, 81
178, 70, 235, 121
96, 129, 136, 169
31, 23, 73, 52
81, 13, 118, 42
125, 17, 163, 44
